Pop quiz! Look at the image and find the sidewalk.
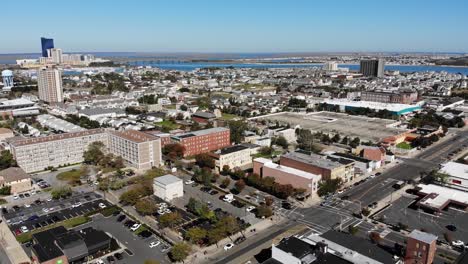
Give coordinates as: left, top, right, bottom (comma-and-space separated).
0, 220, 30, 264
186, 218, 279, 264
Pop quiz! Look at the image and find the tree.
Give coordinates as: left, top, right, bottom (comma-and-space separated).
221, 178, 231, 188
51, 186, 72, 199
119, 189, 140, 205
264, 196, 274, 206
207, 228, 225, 247
159, 211, 182, 228
235, 179, 246, 192
163, 143, 185, 159
222, 165, 231, 175
273, 136, 289, 149
341, 136, 349, 145
332, 134, 341, 143
0, 150, 17, 170
258, 146, 273, 156
83, 141, 105, 165
217, 216, 240, 237
256, 205, 273, 218
195, 153, 215, 169
135, 200, 157, 215
185, 227, 207, 245
348, 225, 359, 235
228, 120, 248, 144
170, 242, 191, 263
349, 137, 361, 148
317, 178, 343, 197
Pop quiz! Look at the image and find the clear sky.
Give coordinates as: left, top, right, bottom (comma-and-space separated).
1, 0, 467, 53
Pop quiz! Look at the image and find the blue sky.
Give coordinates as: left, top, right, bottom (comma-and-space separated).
1, 0, 467, 53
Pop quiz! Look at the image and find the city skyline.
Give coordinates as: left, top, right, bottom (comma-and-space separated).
1, 0, 468, 53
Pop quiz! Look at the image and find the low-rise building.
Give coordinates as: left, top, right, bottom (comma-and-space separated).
416, 184, 468, 213
328, 152, 380, 174
355, 145, 387, 163
280, 151, 355, 182
254, 158, 321, 197
438, 161, 468, 191
153, 174, 183, 201
171, 127, 231, 157
209, 144, 253, 172
405, 230, 437, 264
107, 130, 162, 170
0, 167, 32, 194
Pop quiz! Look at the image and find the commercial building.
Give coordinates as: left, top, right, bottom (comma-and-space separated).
31, 226, 111, 264
107, 130, 162, 170
8, 129, 108, 173
360, 59, 385, 77
209, 144, 253, 172
0, 167, 32, 194
1, 70, 14, 91
0, 98, 40, 118
40, 37, 54, 57
361, 90, 419, 104
171, 127, 231, 157
266, 231, 402, 264
254, 158, 321, 197
37, 67, 63, 103
416, 184, 468, 213
438, 162, 468, 191
404, 230, 437, 264
280, 151, 355, 182
323, 98, 422, 115
153, 174, 183, 201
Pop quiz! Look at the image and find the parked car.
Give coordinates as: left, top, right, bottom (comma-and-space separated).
13, 195, 19, 200
224, 243, 234, 251
138, 230, 153, 239
149, 240, 161, 248
234, 236, 246, 245
130, 223, 141, 231
124, 220, 135, 227
106, 255, 115, 263
72, 202, 82, 208
114, 252, 123, 260
446, 224, 457, 232
452, 240, 465, 247
117, 215, 126, 222
185, 180, 194, 185
282, 202, 292, 210
20, 226, 29, 233
246, 206, 255, 212
208, 190, 219, 195
98, 203, 107, 209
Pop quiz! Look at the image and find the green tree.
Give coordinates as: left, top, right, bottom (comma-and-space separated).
221, 178, 231, 188
185, 227, 207, 245
222, 165, 231, 175
159, 211, 182, 228
135, 200, 157, 215
119, 189, 140, 205
273, 136, 289, 149
0, 150, 17, 170
207, 228, 225, 247
349, 137, 361, 148
228, 120, 248, 144
195, 153, 215, 169
83, 141, 105, 165
51, 186, 72, 199
256, 205, 273, 218
348, 225, 359, 235
235, 179, 246, 192
170, 242, 191, 263
332, 133, 341, 143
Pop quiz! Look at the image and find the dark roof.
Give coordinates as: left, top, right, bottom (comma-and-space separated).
314, 253, 353, 264
331, 152, 371, 163
193, 111, 216, 119
32, 226, 68, 262
276, 237, 314, 259
321, 231, 396, 264
326, 156, 355, 165
262, 258, 283, 264
56, 231, 83, 249
217, 145, 249, 155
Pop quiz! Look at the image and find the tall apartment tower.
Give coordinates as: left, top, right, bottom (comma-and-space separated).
37, 67, 63, 103
360, 59, 385, 77
405, 230, 437, 264
1, 70, 14, 91
47, 48, 63, 64
40, 37, 54, 57
323, 61, 338, 71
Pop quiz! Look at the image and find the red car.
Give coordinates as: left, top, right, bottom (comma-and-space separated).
15, 229, 22, 236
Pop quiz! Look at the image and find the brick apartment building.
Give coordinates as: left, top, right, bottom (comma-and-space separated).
361, 90, 419, 104
280, 151, 355, 182
405, 230, 437, 264
170, 127, 230, 157
254, 158, 321, 197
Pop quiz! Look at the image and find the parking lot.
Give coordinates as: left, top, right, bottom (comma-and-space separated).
2, 192, 110, 234
172, 182, 260, 225
255, 111, 403, 142
374, 195, 468, 242
78, 214, 172, 264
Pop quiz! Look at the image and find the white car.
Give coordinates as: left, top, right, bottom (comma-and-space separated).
46, 198, 52, 202
95, 260, 105, 264
224, 243, 234, 251
72, 202, 82, 208
13, 195, 19, 200
31, 190, 36, 195
20, 226, 29, 233
42, 208, 49, 213
149, 240, 161, 248
452, 240, 465, 247
98, 203, 107, 209
185, 180, 194, 185
369, 174, 376, 179
130, 223, 141, 231
246, 206, 256, 212
24, 204, 31, 208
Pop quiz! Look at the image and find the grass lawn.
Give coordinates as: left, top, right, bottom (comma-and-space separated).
134, 224, 149, 235
0, 198, 6, 205
155, 120, 179, 130
396, 142, 412, 150
56, 169, 82, 184
16, 216, 90, 243
100, 205, 121, 217
221, 113, 241, 120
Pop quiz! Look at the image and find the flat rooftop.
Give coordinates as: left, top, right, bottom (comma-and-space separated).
439, 162, 468, 180
256, 158, 321, 181
254, 111, 403, 142
172, 127, 229, 139
417, 184, 468, 210
281, 151, 343, 170
154, 174, 182, 185
109, 130, 159, 143
8, 128, 106, 147
324, 98, 421, 113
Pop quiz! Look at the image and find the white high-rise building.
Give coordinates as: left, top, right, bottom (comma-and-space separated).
1, 70, 14, 92
37, 67, 63, 103
323, 61, 338, 71
47, 48, 63, 64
